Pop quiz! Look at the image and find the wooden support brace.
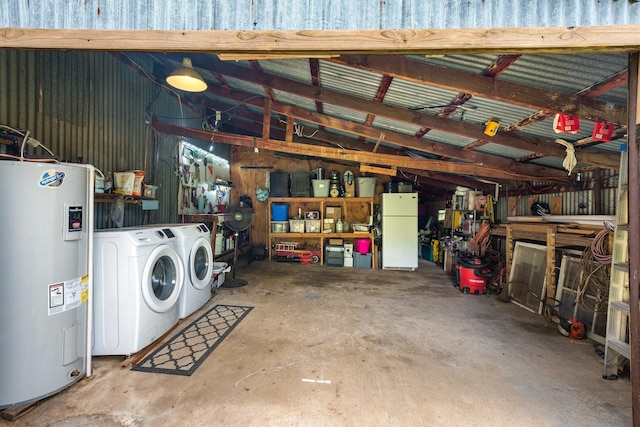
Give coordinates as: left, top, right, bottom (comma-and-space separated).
285, 115, 294, 142
262, 98, 272, 140
506, 224, 513, 285
359, 164, 397, 176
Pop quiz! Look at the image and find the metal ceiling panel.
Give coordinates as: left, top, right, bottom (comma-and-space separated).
451, 97, 540, 128
222, 76, 268, 98
321, 103, 368, 124
409, 54, 501, 74
256, 58, 312, 84
272, 89, 318, 111
318, 61, 382, 101
497, 54, 629, 103
419, 130, 476, 148
382, 77, 460, 110
369, 116, 423, 137
475, 143, 535, 159
590, 140, 626, 154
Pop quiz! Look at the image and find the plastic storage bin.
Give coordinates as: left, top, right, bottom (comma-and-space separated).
354, 252, 372, 269
270, 171, 290, 197
397, 182, 413, 193
356, 177, 376, 197
271, 221, 289, 232
312, 179, 331, 197
290, 172, 311, 197
271, 203, 289, 221
289, 219, 305, 233
305, 219, 321, 233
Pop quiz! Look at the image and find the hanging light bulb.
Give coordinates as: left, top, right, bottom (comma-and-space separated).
166, 57, 208, 92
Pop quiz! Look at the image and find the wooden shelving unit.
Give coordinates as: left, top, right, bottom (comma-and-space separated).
267, 197, 376, 268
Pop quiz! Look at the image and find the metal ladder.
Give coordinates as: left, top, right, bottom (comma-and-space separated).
603, 147, 630, 379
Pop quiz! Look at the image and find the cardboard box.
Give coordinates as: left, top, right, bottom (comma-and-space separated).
328, 239, 344, 245
325, 206, 342, 220
323, 218, 335, 233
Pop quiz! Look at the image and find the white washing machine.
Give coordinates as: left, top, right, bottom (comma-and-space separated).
92, 226, 184, 356
172, 223, 214, 319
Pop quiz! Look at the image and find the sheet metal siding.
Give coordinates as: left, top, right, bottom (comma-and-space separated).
0, 50, 181, 228
495, 185, 617, 222
5, 1, 640, 30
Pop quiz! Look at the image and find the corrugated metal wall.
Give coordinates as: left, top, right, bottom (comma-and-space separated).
0, 50, 191, 229
494, 167, 621, 220
4, 0, 640, 30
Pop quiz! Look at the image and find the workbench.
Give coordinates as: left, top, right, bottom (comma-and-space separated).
492, 220, 607, 302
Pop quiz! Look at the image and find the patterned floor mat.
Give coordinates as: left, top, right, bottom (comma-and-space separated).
131, 304, 253, 376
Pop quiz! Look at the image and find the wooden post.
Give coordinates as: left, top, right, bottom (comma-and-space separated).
546, 226, 557, 306
505, 224, 513, 286
262, 98, 272, 140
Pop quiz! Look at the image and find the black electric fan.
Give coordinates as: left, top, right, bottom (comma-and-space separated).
221, 203, 254, 288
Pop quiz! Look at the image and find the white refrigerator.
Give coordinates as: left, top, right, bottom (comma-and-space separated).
382, 193, 418, 270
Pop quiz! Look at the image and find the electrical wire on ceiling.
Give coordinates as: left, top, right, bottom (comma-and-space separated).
122, 53, 185, 121
399, 169, 419, 184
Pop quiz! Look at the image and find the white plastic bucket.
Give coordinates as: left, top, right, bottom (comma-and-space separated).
356, 177, 377, 197
215, 233, 224, 255
312, 179, 330, 197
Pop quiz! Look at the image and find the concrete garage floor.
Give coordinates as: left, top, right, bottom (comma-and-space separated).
2, 259, 632, 427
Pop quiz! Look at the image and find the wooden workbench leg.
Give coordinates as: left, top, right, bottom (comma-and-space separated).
545, 226, 557, 310
505, 224, 513, 286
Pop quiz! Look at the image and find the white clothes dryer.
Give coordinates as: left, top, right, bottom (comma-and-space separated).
92, 227, 184, 356
171, 223, 214, 319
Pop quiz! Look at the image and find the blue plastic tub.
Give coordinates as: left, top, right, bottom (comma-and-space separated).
271, 204, 289, 221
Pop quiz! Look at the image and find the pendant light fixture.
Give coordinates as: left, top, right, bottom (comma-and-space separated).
166, 57, 208, 92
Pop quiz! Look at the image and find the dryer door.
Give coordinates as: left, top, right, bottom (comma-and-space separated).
141, 245, 184, 313
189, 237, 214, 290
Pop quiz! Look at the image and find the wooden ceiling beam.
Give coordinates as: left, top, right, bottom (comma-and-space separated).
183, 54, 619, 169
329, 55, 626, 125
151, 117, 554, 182
270, 101, 568, 180
401, 168, 497, 191
6, 26, 640, 55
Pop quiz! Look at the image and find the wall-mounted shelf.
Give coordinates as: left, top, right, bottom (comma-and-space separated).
94, 193, 157, 204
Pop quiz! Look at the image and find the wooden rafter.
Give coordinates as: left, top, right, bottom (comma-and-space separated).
437, 54, 522, 153
309, 58, 324, 115
330, 55, 626, 125
173, 54, 619, 169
